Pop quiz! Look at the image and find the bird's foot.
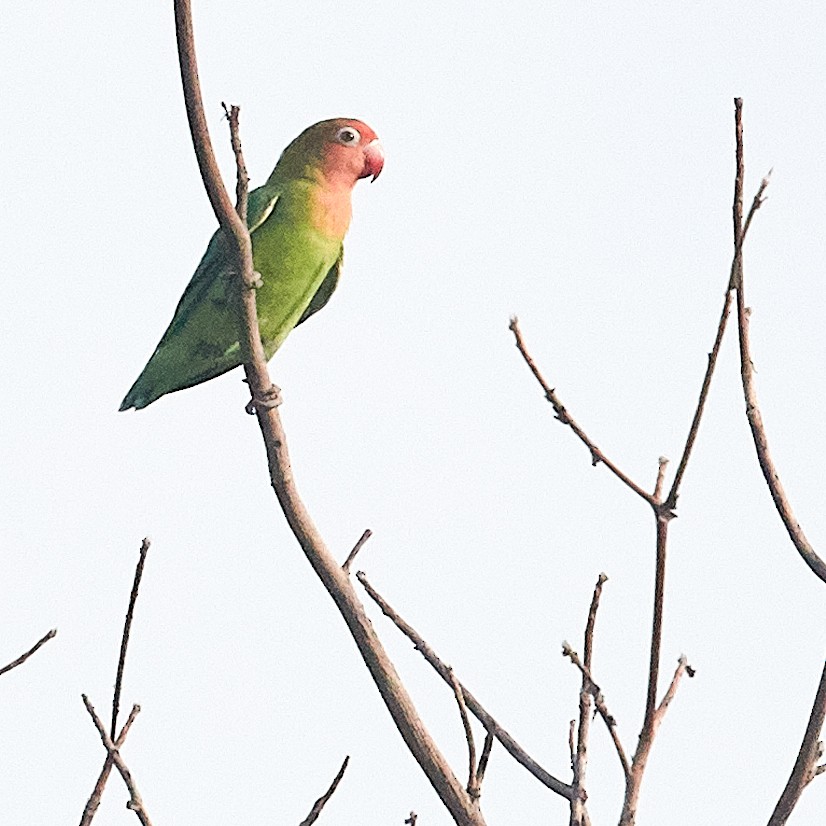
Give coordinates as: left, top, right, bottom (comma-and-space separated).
245, 384, 283, 415
248, 271, 264, 290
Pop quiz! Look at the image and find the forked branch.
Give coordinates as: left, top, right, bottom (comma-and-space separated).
82, 696, 152, 826
357, 571, 572, 799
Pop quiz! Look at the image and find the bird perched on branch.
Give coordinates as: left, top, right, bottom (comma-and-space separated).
119, 118, 384, 411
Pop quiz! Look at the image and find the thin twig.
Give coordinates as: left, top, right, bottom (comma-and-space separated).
664, 289, 733, 510
449, 668, 479, 799
664, 101, 770, 512
583, 574, 607, 671
730, 97, 745, 289
173, 6, 484, 822
356, 570, 573, 799
509, 317, 659, 511
112, 539, 150, 739
476, 730, 494, 788
619, 657, 692, 825
221, 102, 249, 222
656, 656, 693, 717
562, 642, 630, 779
80, 704, 141, 826
768, 661, 826, 825
298, 756, 350, 826
570, 574, 609, 825
343, 529, 372, 572
82, 696, 152, 826
0, 628, 56, 677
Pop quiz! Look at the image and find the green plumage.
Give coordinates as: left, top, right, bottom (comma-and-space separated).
119, 181, 342, 410
120, 117, 382, 411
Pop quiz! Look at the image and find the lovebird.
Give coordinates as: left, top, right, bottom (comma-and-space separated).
119, 118, 384, 411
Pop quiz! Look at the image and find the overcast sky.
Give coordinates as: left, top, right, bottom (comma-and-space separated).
2, 2, 826, 824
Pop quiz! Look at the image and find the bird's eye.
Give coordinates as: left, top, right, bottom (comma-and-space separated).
335, 127, 361, 145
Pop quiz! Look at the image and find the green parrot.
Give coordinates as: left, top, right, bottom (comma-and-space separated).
119, 118, 384, 411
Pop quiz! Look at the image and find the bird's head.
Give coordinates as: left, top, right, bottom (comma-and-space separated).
277, 118, 384, 188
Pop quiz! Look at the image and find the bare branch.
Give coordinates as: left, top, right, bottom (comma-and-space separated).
664, 102, 770, 513
449, 668, 479, 799
172, 0, 249, 260
0, 628, 56, 678
733, 222, 826, 581
569, 574, 608, 825
618, 515, 678, 826
80, 704, 141, 826
173, 8, 484, 822
298, 756, 350, 826
562, 642, 630, 779
357, 570, 573, 799
173, 0, 273, 415
583, 573, 607, 671
476, 730, 494, 788
730, 97, 745, 289
644, 517, 669, 726
717, 100, 826, 583
343, 529, 373, 572
619, 656, 692, 825
656, 656, 693, 718
664, 289, 733, 510
112, 539, 150, 739
221, 101, 249, 222
82, 695, 152, 826
768, 661, 826, 825
509, 317, 660, 511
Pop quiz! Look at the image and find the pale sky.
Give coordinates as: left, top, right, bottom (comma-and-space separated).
2, 2, 826, 824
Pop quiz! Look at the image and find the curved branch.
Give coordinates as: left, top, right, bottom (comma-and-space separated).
734, 267, 826, 583
172, 4, 483, 824
726, 101, 826, 584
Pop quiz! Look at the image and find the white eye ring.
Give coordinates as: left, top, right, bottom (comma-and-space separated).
335, 126, 361, 145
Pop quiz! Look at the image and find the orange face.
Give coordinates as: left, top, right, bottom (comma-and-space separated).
318, 119, 384, 185
283, 118, 384, 188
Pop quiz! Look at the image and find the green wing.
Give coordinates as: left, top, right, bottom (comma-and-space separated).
160, 185, 280, 342
120, 182, 341, 411
296, 249, 342, 326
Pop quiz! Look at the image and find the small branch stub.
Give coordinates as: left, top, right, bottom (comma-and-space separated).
343, 529, 373, 572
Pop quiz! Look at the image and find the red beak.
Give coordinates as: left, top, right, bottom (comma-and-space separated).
361, 139, 385, 182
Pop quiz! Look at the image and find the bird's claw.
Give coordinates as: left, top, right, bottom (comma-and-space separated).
245, 384, 283, 415
248, 271, 264, 290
